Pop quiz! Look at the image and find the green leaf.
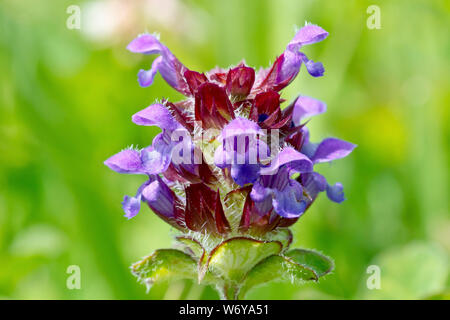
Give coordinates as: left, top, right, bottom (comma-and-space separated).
131, 249, 199, 290
285, 248, 334, 278
238, 249, 334, 299
176, 236, 205, 259
266, 228, 293, 251
206, 237, 282, 283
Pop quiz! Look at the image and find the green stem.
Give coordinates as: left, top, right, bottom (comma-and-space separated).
218, 283, 240, 300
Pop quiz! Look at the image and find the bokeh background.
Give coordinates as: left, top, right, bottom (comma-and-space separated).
0, 0, 448, 300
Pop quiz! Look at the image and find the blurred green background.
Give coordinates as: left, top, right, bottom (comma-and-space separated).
0, 0, 448, 300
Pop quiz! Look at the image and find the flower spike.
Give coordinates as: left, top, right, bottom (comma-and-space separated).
107, 25, 354, 299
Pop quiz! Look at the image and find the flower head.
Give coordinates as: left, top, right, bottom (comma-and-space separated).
105, 24, 355, 238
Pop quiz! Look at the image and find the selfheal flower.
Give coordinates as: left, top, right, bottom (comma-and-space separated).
248, 148, 313, 219
127, 33, 191, 95
106, 22, 354, 237
214, 117, 270, 185
300, 128, 356, 203
106, 22, 354, 300
129, 103, 188, 175
253, 24, 328, 93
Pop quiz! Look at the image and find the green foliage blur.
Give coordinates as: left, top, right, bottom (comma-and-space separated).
0, 0, 448, 300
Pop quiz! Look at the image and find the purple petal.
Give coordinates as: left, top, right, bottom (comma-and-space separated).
250, 181, 274, 215
303, 58, 325, 77
311, 138, 356, 163
170, 131, 196, 166
127, 33, 165, 54
140, 143, 172, 175
219, 117, 262, 141
140, 126, 191, 175
104, 149, 143, 174
272, 180, 306, 218
122, 195, 142, 219
299, 128, 318, 159
141, 177, 175, 218
292, 96, 327, 125
300, 172, 327, 200
260, 147, 313, 175
132, 104, 180, 130
214, 145, 232, 168
137, 56, 162, 87
288, 24, 329, 50
216, 118, 267, 168
121, 179, 153, 219
250, 181, 271, 202
253, 24, 327, 91
326, 182, 345, 203
230, 163, 261, 186
127, 33, 190, 95
276, 49, 302, 86
301, 127, 310, 145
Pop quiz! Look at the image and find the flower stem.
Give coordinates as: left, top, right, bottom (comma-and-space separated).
218, 283, 239, 300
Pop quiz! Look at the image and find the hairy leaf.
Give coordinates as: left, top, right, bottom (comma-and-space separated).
238, 248, 333, 299
131, 249, 199, 290
206, 237, 282, 283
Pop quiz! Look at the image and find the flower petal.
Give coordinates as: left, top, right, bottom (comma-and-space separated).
250, 181, 274, 215
140, 143, 172, 175
253, 50, 302, 93
127, 33, 190, 95
311, 138, 356, 163
121, 179, 153, 219
300, 172, 327, 200
276, 50, 303, 88
141, 176, 175, 218
260, 147, 313, 175
122, 194, 142, 219
127, 33, 165, 53
137, 56, 162, 87
326, 182, 345, 203
104, 149, 143, 174
215, 118, 269, 171
132, 104, 180, 130
292, 96, 327, 125
219, 117, 262, 141
214, 145, 232, 169
301, 54, 325, 77
253, 25, 328, 92
231, 163, 261, 186
272, 180, 306, 218
288, 24, 329, 50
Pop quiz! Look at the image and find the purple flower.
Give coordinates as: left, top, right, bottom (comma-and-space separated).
127, 33, 190, 95
298, 128, 356, 203
104, 148, 148, 175
291, 96, 327, 126
120, 175, 184, 229
249, 148, 313, 218
214, 117, 270, 186
141, 176, 179, 219
121, 179, 152, 219
105, 23, 355, 235
253, 24, 328, 93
